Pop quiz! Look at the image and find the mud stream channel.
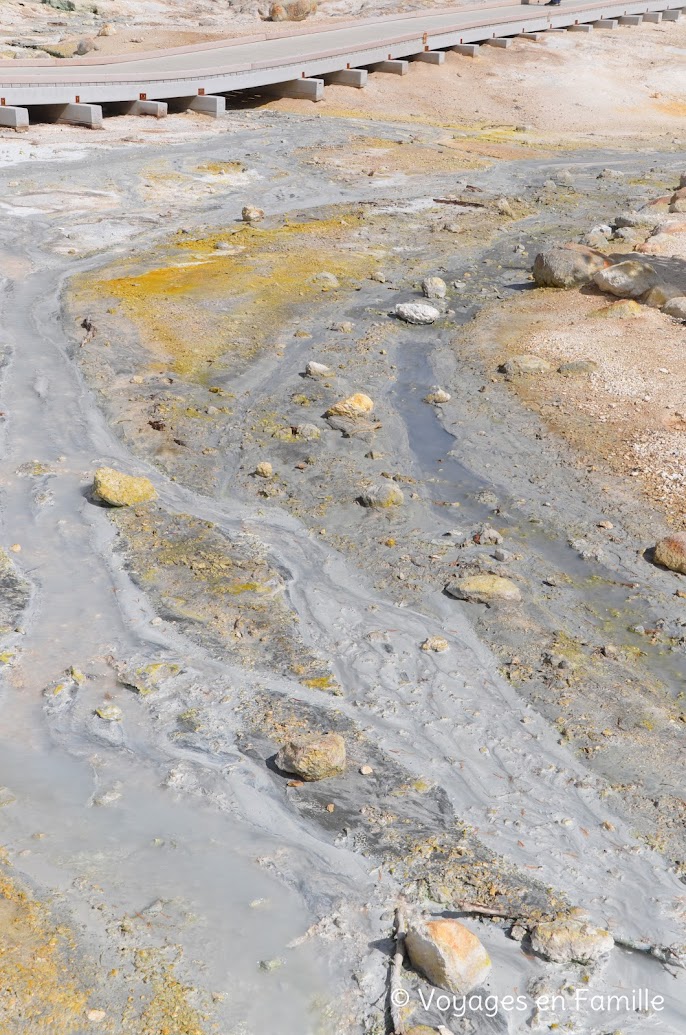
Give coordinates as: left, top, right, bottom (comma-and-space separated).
0, 112, 684, 1034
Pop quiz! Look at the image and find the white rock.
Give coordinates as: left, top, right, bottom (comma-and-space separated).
593, 260, 658, 299
305, 361, 332, 378
530, 918, 614, 964
394, 302, 440, 325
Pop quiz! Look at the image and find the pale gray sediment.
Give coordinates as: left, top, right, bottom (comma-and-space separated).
0, 115, 683, 1033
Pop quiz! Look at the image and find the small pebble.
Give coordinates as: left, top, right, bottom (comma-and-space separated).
359, 765, 374, 776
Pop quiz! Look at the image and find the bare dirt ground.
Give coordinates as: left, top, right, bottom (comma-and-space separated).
266, 20, 686, 143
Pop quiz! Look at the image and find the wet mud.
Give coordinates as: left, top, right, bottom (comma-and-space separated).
0, 111, 683, 1034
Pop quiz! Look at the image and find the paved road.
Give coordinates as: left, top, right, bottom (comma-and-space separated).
0, 0, 679, 112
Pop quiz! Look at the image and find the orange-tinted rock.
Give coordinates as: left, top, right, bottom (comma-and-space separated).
405, 918, 491, 993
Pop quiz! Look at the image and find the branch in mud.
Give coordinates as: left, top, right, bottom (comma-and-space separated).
432, 198, 487, 208
390, 905, 407, 1035
614, 937, 685, 975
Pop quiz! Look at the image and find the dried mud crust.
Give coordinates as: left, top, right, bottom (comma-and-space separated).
238, 692, 563, 921
109, 502, 332, 684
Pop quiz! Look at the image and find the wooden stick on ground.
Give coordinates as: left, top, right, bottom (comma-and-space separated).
390, 905, 408, 1035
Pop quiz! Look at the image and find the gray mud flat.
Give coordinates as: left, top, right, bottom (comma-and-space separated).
0, 112, 683, 1034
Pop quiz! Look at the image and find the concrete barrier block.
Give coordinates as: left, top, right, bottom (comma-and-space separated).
662, 9, 681, 19
643, 11, 662, 20
189, 94, 226, 117
57, 103, 103, 128
263, 78, 325, 100
485, 37, 512, 48
518, 32, 543, 40
371, 59, 409, 74
130, 99, 168, 117
568, 23, 593, 31
451, 43, 480, 56
412, 50, 445, 64
618, 14, 642, 23
0, 105, 28, 131
324, 68, 367, 88
594, 18, 618, 27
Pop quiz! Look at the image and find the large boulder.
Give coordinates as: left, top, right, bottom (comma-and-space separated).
275, 732, 346, 781
532, 244, 610, 288
268, 0, 317, 19
593, 260, 658, 299
325, 393, 374, 419
662, 297, 686, 320
654, 533, 686, 575
445, 574, 521, 605
92, 467, 156, 507
394, 302, 440, 325
530, 918, 614, 964
405, 917, 491, 994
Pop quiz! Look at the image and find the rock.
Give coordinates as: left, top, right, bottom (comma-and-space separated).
294, 423, 320, 440
662, 296, 686, 320
423, 388, 451, 404
532, 244, 610, 288
370, 270, 386, 283
614, 210, 659, 229
405, 917, 491, 994
596, 299, 642, 320
530, 918, 614, 964
268, 0, 316, 19
476, 525, 503, 545
325, 393, 374, 419
75, 38, 96, 55
359, 764, 374, 775
445, 574, 521, 605
329, 321, 353, 332
358, 483, 404, 508
421, 636, 449, 652
92, 467, 156, 507
272, 423, 320, 441
680, 173, 686, 189
242, 205, 264, 222
422, 276, 447, 300
394, 302, 440, 325
558, 360, 598, 375
97, 22, 116, 36
654, 532, 686, 574
593, 260, 658, 299
95, 705, 122, 722
254, 461, 273, 478
305, 361, 332, 378
275, 732, 346, 780
308, 271, 339, 289
643, 284, 681, 308
501, 355, 552, 376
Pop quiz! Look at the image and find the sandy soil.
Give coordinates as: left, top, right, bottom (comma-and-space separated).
266, 20, 686, 144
